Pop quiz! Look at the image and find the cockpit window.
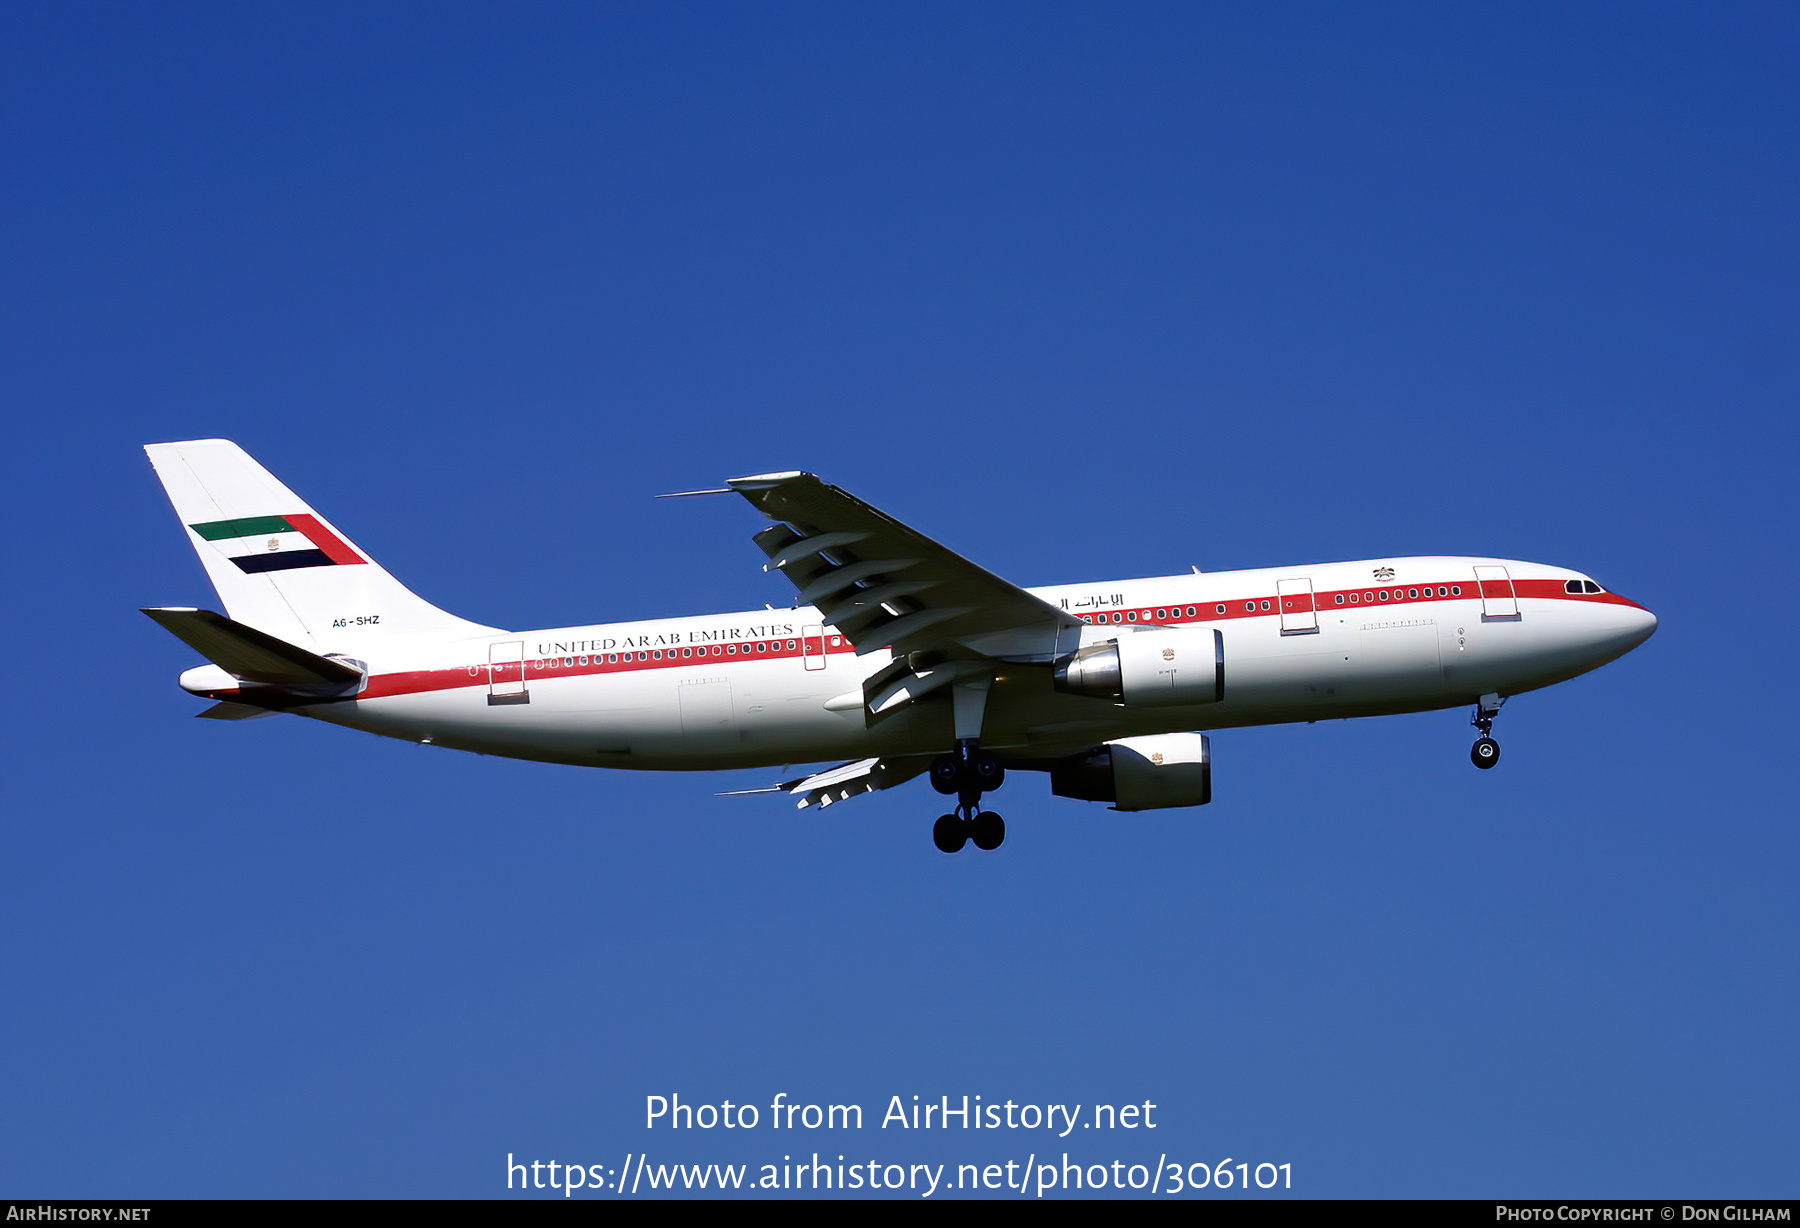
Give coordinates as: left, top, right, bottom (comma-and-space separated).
1583, 580, 1604, 594
1565, 580, 1583, 594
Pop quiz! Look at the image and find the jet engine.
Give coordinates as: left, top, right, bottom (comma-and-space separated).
1052, 626, 1224, 707
1049, 733, 1212, 811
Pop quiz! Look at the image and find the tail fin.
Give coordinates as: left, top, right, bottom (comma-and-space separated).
145, 439, 496, 650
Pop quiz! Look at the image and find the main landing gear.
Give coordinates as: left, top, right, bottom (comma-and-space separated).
930, 741, 1006, 853
1470, 693, 1506, 769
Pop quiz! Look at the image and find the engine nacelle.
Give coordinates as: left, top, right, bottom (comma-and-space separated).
1050, 733, 1212, 811
1052, 626, 1223, 707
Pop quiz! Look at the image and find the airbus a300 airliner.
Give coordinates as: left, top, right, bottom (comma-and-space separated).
142, 440, 1656, 853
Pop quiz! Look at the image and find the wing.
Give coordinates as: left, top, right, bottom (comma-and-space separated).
725, 472, 1085, 723
728, 471, 1081, 659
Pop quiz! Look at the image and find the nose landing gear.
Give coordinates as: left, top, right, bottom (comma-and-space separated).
1470, 693, 1505, 769
929, 740, 1006, 852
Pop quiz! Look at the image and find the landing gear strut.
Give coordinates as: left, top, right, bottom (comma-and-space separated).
1470, 693, 1505, 769
929, 678, 1007, 853
929, 739, 1006, 853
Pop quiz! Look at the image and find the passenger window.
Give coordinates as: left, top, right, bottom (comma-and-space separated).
1216, 604, 1226, 614
1408, 588, 1418, 599
727, 645, 736, 654
1156, 609, 1167, 620
1127, 611, 1138, 622
1186, 607, 1196, 617
1378, 591, 1389, 601
1451, 585, 1461, 595
1112, 613, 1123, 623
1260, 600, 1270, 610
1335, 594, 1344, 604
683, 647, 692, 657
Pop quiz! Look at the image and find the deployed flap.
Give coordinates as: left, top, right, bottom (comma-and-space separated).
141, 607, 363, 687
781, 755, 932, 810
726, 472, 1082, 661
721, 756, 933, 809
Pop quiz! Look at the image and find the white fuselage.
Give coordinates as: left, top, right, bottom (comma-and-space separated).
257, 555, 1655, 773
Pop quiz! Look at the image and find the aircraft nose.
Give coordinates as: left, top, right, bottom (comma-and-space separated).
1568, 596, 1657, 670
1601, 601, 1658, 659
1623, 602, 1657, 649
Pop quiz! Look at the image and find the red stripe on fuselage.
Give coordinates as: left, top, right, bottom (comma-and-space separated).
350, 581, 1643, 702
1073, 577, 1646, 627
356, 633, 857, 701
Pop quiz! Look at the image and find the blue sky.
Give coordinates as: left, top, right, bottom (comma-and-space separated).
1, 2, 1794, 1198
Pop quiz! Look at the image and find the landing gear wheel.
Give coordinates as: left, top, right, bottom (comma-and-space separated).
971, 753, 1005, 791
929, 756, 961, 795
970, 810, 1005, 851
1471, 737, 1500, 769
933, 813, 968, 853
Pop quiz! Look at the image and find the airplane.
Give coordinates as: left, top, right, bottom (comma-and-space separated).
141, 439, 1657, 853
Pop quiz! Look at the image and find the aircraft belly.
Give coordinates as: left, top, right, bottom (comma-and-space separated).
323, 661, 933, 771
1221, 615, 1356, 706
1347, 621, 1442, 697
325, 688, 668, 759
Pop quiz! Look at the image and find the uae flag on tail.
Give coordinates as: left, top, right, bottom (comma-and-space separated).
189, 513, 365, 574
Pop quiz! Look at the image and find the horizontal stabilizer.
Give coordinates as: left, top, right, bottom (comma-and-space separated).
141, 607, 363, 687
196, 700, 278, 720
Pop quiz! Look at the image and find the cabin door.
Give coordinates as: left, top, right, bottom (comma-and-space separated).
487, 640, 530, 705
1277, 577, 1319, 635
1473, 565, 1520, 621
801, 624, 827, 670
